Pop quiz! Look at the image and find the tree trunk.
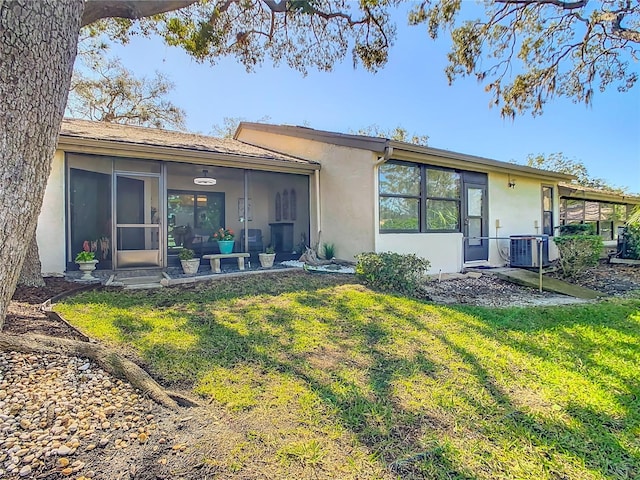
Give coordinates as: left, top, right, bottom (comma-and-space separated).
0, 332, 179, 409
17, 233, 45, 288
0, 1, 83, 329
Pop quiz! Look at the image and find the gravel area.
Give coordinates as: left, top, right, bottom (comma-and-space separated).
421, 274, 589, 307
0, 352, 157, 478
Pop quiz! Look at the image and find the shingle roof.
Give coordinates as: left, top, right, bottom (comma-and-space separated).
558, 182, 640, 203
59, 118, 317, 167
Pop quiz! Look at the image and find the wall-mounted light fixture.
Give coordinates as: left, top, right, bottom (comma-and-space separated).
508, 175, 516, 189
193, 169, 216, 186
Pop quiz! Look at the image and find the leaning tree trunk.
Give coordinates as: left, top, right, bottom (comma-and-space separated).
0, 1, 84, 329
17, 233, 45, 288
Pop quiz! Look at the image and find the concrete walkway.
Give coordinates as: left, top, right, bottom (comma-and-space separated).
492, 268, 605, 299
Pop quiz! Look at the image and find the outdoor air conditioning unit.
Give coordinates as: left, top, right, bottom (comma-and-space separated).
510, 235, 550, 268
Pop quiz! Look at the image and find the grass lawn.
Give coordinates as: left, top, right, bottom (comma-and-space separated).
56, 272, 640, 479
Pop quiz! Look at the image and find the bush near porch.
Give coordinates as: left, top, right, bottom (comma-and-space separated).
56, 272, 640, 479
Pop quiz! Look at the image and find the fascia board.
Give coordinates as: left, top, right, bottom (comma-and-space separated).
57, 135, 320, 175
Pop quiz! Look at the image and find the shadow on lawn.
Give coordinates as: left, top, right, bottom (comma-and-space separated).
446, 301, 640, 478
63, 278, 640, 479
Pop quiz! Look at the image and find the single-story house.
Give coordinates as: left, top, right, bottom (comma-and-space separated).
39, 119, 318, 275
37, 119, 640, 276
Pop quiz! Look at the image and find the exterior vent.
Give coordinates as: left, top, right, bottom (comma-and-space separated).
510, 235, 550, 268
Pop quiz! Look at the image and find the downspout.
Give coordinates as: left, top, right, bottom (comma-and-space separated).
314, 169, 321, 248
375, 144, 393, 166
243, 170, 249, 252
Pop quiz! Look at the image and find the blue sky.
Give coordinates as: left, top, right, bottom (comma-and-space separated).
105, 7, 640, 193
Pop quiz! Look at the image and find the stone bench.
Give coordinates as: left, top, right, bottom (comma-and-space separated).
202, 253, 250, 273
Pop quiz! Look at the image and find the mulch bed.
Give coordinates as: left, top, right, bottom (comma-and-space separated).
5, 277, 91, 340
553, 261, 640, 295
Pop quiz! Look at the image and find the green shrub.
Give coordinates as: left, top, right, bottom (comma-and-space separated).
322, 243, 335, 259
558, 224, 595, 235
621, 224, 640, 260
75, 251, 96, 262
553, 235, 603, 279
178, 248, 195, 260
355, 251, 430, 296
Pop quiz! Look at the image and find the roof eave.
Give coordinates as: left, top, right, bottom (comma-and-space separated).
558, 183, 640, 204
57, 134, 320, 174
389, 141, 575, 181
236, 122, 388, 152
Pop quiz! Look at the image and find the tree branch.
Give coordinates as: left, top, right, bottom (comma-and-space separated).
611, 12, 640, 42
82, 0, 198, 27
495, 0, 588, 9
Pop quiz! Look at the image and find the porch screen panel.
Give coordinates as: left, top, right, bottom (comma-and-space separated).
69, 167, 112, 266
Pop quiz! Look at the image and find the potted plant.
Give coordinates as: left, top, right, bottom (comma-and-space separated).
259, 246, 276, 268
179, 248, 200, 275
213, 227, 235, 254
75, 250, 99, 281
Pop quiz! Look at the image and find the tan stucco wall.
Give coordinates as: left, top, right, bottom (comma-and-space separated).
38, 151, 66, 275
239, 129, 568, 272
487, 172, 560, 265
238, 130, 376, 260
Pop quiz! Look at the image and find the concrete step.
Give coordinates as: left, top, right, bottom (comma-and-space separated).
494, 268, 604, 299
118, 275, 164, 290
124, 282, 163, 290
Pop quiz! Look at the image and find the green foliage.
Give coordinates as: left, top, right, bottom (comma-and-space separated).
553, 235, 603, 279
628, 205, 640, 225
178, 248, 195, 260
558, 224, 595, 236
620, 224, 640, 260
355, 251, 430, 295
322, 243, 335, 259
210, 115, 272, 138
74, 251, 96, 262
353, 124, 429, 146
525, 153, 626, 193
94, 1, 399, 75
67, 57, 185, 129
409, 1, 639, 117
265, 246, 275, 254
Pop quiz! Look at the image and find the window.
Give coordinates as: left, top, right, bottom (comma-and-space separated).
426, 169, 460, 231
379, 163, 421, 232
379, 161, 461, 233
542, 186, 553, 236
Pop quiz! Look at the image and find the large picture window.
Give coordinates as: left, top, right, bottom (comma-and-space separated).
379, 161, 461, 233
